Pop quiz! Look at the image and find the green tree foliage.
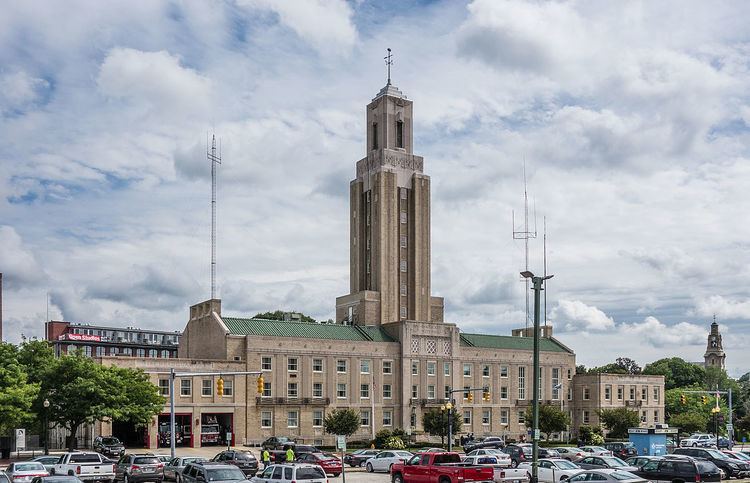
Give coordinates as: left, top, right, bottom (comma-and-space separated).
597, 408, 641, 438
324, 408, 360, 437
578, 425, 604, 445
0, 342, 38, 435
422, 408, 463, 446
587, 357, 642, 375
665, 388, 729, 434
17, 339, 56, 433
253, 310, 316, 323
642, 358, 705, 390
669, 412, 709, 435
524, 404, 570, 439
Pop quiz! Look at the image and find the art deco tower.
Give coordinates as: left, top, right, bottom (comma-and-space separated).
704, 319, 726, 370
335, 80, 444, 326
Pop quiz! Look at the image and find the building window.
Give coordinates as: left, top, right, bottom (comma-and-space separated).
518, 366, 526, 400
482, 365, 490, 377
122, 347, 132, 356
286, 382, 298, 399
160, 350, 168, 358
361, 384, 370, 399
500, 366, 508, 378
604, 385, 611, 401
482, 409, 491, 425
412, 385, 418, 399
383, 410, 393, 426
223, 380, 233, 396
159, 379, 169, 396
287, 410, 299, 428
313, 410, 323, 427
444, 362, 451, 376
427, 385, 436, 399
630, 385, 636, 400
463, 363, 472, 377
552, 368, 560, 400
148, 349, 157, 358
400, 212, 407, 224
400, 283, 407, 296
583, 411, 590, 424
383, 384, 392, 399
412, 361, 419, 375
400, 188, 407, 200
444, 385, 451, 399
463, 410, 472, 425
641, 387, 647, 401
287, 357, 298, 372
180, 379, 191, 396
653, 387, 659, 402
396, 120, 404, 148
463, 386, 470, 400
137, 348, 146, 357
261, 356, 272, 371
641, 410, 647, 423
400, 260, 407, 272
84, 346, 93, 357
263, 382, 272, 397
410, 412, 417, 427
202, 379, 212, 397
400, 235, 407, 248
337, 360, 347, 373
427, 362, 436, 376
360, 410, 370, 427
313, 382, 323, 398
568, 387, 573, 401
518, 411, 525, 424
500, 386, 508, 400
567, 369, 572, 380
261, 411, 272, 428
583, 387, 590, 400
654, 410, 659, 422
337, 383, 347, 399
617, 385, 624, 400
500, 410, 509, 424
96, 346, 104, 357
361, 360, 371, 374
383, 360, 393, 374
312, 358, 323, 372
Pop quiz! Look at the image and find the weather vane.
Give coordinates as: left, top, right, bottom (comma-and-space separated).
384, 48, 393, 85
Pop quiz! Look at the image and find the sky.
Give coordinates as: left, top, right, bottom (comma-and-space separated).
1, 0, 750, 376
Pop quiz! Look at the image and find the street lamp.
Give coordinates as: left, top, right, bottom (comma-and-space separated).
43, 398, 50, 455
520, 271, 554, 483
444, 401, 454, 452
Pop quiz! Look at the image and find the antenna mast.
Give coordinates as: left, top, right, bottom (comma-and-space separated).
207, 134, 222, 299
543, 216, 548, 326
512, 163, 537, 329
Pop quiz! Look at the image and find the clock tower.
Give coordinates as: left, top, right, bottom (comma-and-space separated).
704, 318, 726, 371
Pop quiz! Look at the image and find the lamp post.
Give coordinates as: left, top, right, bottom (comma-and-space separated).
445, 401, 454, 452
43, 398, 50, 455
521, 271, 553, 483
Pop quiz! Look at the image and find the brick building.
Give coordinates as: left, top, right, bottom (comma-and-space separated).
45, 320, 180, 358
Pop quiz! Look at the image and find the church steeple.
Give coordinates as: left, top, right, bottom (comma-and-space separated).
704, 315, 726, 371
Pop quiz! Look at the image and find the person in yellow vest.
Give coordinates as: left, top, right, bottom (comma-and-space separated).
285, 446, 295, 463
261, 448, 270, 469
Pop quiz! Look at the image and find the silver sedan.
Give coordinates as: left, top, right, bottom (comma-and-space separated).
365, 451, 413, 473
567, 469, 647, 483
6, 463, 49, 483
164, 458, 206, 483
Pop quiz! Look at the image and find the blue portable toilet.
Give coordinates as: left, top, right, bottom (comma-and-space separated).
628, 427, 678, 456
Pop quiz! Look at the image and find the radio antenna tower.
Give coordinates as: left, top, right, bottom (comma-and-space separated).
207, 133, 222, 299
543, 216, 548, 326
512, 163, 537, 329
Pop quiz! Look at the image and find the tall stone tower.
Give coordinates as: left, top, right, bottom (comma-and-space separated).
335, 80, 444, 326
704, 318, 726, 371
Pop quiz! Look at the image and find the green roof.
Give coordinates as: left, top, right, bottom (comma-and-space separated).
460, 333, 572, 353
222, 317, 396, 343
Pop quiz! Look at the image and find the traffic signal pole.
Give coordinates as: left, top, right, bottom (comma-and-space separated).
681, 388, 734, 444
446, 386, 490, 452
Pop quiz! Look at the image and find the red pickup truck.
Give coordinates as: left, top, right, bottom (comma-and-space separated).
390, 452, 495, 483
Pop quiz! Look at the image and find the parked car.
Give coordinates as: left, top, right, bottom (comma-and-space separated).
249, 464, 327, 483
538, 449, 561, 459
603, 442, 637, 459
518, 458, 581, 482
553, 448, 590, 462
579, 447, 613, 457
181, 463, 245, 483
260, 437, 295, 450
6, 463, 49, 483
1, 471, 10, 483
723, 450, 750, 462
93, 437, 126, 458
390, 452, 495, 483
567, 469, 646, 483
465, 436, 506, 452
210, 451, 258, 477
31, 478, 83, 483
153, 458, 171, 465
680, 434, 714, 447
624, 456, 662, 469
504, 445, 532, 468
295, 453, 342, 477
466, 449, 512, 466
575, 456, 638, 472
633, 455, 721, 483
115, 454, 164, 483
52, 452, 116, 483
717, 437, 733, 449
31, 457, 63, 474
163, 458, 205, 483
414, 448, 448, 453
463, 455, 528, 483
343, 449, 380, 467
673, 447, 750, 478
364, 450, 414, 473
268, 444, 318, 463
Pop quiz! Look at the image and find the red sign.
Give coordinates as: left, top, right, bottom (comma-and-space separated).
62, 333, 102, 342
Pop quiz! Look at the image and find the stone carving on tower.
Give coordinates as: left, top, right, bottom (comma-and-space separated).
704, 317, 726, 371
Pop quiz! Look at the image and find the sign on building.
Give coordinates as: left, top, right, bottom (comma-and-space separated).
15, 429, 25, 451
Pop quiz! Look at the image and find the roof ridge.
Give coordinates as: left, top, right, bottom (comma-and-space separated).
224, 316, 317, 325
353, 325, 374, 341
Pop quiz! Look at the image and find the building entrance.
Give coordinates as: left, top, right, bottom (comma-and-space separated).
112, 420, 147, 448
200, 413, 233, 446
157, 414, 192, 448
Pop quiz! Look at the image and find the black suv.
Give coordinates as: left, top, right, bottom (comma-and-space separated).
181, 463, 245, 483
94, 436, 126, 457
673, 447, 750, 478
464, 437, 505, 453
210, 451, 258, 477
634, 456, 721, 483
604, 442, 637, 459
503, 444, 531, 468
260, 437, 294, 450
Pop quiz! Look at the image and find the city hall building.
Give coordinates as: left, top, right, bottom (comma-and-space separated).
99, 79, 662, 448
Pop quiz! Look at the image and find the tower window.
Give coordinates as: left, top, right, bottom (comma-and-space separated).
396, 120, 404, 148
400, 260, 407, 272
400, 306, 407, 319
372, 123, 378, 150
400, 235, 407, 248
400, 212, 407, 224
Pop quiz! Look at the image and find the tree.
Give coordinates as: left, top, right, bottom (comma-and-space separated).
0, 342, 38, 435
17, 339, 56, 433
422, 408, 463, 446
643, 358, 705, 390
578, 425, 604, 445
587, 358, 642, 375
669, 412, 709, 435
324, 408, 360, 438
598, 408, 640, 438
615, 358, 642, 375
253, 310, 316, 323
524, 404, 570, 439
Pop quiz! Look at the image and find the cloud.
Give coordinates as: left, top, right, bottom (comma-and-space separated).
0, 226, 46, 287
550, 300, 616, 332
623, 247, 710, 279
0, 70, 49, 114
693, 295, 750, 320
620, 316, 706, 348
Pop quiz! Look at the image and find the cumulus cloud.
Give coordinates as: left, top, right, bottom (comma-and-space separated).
550, 300, 616, 332
0, 226, 46, 287
619, 316, 706, 348
693, 295, 750, 320
0, 70, 49, 114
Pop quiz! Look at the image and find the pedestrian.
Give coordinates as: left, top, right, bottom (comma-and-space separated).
460, 435, 465, 446
261, 448, 270, 469
285, 445, 295, 463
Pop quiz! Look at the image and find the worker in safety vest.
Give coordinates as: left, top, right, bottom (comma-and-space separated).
261, 449, 270, 469
285, 446, 295, 463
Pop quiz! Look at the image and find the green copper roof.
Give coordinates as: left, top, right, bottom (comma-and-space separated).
222, 317, 396, 343
460, 333, 572, 353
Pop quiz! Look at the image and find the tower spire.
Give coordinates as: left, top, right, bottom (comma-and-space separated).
384, 48, 393, 85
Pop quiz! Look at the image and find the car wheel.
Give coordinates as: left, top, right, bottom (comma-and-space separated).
332, 474, 340, 477
389, 464, 394, 473
692, 443, 697, 447
511, 460, 518, 468
392, 474, 404, 483
366, 463, 374, 473
560, 476, 569, 481
359, 461, 367, 468
50, 469, 56, 476
527, 473, 532, 480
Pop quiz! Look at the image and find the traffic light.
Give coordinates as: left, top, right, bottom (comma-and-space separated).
701, 395, 708, 405
256, 375, 264, 394
467, 391, 474, 403
680, 394, 687, 405
217, 377, 224, 395
483, 387, 491, 402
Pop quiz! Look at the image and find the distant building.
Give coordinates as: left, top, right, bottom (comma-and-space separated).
45, 320, 180, 359
704, 319, 726, 371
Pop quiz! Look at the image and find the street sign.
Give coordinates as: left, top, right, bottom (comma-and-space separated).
533, 429, 540, 440
726, 424, 733, 431
15, 429, 25, 451
337, 435, 346, 451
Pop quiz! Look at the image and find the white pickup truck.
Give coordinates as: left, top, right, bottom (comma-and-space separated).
52, 452, 116, 482
463, 454, 529, 483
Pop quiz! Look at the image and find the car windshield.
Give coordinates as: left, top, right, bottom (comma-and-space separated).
610, 471, 639, 480
133, 457, 159, 465
706, 450, 727, 459
521, 447, 532, 456
15, 464, 45, 471
102, 438, 121, 445
295, 467, 326, 479
603, 457, 628, 467
205, 468, 245, 481
556, 461, 579, 470
395, 451, 413, 457
182, 458, 203, 465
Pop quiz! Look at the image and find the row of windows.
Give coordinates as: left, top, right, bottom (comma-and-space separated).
63, 345, 174, 358
261, 357, 393, 375
589, 385, 661, 402
158, 379, 233, 397
261, 409, 391, 429
69, 328, 179, 344
259, 382, 392, 399
579, 409, 661, 424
